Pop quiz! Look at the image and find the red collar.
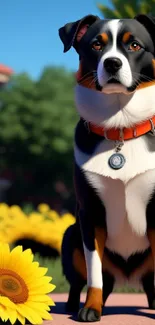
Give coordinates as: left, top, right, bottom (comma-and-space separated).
86, 116, 155, 141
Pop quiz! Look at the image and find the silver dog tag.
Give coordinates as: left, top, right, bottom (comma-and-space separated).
108, 153, 126, 169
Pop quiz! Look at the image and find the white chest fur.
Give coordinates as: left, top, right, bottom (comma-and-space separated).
74, 135, 155, 183
74, 137, 155, 259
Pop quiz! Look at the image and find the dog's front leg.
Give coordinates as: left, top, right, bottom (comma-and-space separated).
74, 163, 106, 322
78, 210, 106, 322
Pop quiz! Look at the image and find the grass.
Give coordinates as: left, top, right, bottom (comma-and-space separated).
34, 254, 144, 294
34, 254, 70, 293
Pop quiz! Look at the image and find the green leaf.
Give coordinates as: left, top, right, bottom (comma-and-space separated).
97, 0, 155, 18
97, 4, 122, 18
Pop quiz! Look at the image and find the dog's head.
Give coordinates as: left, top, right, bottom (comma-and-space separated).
59, 14, 155, 94
59, 15, 155, 128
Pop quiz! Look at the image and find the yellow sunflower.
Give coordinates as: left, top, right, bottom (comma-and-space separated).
0, 203, 76, 257
0, 243, 55, 324
39, 213, 76, 253
37, 203, 50, 214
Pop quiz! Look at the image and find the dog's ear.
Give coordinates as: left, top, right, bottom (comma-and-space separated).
134, 14, 155, 48
59, 14, 100, 53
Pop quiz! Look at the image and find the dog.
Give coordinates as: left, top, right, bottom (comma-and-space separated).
59, 14, 155, 322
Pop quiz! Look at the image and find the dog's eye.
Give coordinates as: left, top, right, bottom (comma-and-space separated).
129, 41, 141, 51
92, 41, 103, 51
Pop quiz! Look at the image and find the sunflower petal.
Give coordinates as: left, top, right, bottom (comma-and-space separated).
28, 294, 55, 305
7, 308, 18, 324
0, 296, 16, 308
32, 309, 52, 321
21, 248, 34, 262
11, 245, 23, 256
29, 283, 56, 295
28, 276, 53, 289
0, 243, 10, 268
0, 305, 9, 321
0, 243, 56, 324
17, 312, 26, 325
25, 301, 51, 311
24, 302, 53, 321
16, 304, 43, 324
33, 267, 48, 277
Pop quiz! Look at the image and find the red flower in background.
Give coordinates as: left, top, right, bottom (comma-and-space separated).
0, 64, 13, 84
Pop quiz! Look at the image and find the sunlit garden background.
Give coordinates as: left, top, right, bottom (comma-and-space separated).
0, 0, 155, 297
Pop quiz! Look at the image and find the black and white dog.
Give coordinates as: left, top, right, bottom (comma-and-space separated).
59, 14, 155, 322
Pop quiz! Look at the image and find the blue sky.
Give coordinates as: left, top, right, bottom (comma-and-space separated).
0, 0, 110, 79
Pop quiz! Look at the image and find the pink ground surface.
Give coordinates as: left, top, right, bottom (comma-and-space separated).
44, 293, 155, 325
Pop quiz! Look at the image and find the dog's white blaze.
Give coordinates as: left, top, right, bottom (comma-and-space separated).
97, 19, 133, 89
83, 243, 103, 288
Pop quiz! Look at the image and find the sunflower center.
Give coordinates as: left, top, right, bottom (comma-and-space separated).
0, 269, 28, 303
2, 278, 19, 291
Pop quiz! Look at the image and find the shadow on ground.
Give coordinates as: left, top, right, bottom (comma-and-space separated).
52, 302, 155, 321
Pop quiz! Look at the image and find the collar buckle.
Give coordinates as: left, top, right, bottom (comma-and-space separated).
119, 128, 124, 142
84, 120, 90, 133
115, 129, 124, 152
149, 118, 155, 136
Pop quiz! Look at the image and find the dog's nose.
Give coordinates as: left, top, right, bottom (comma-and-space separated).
104, 57, 122, 73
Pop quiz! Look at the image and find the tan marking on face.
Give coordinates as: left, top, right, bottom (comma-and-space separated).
152, 59, 155, 78
122, 32, 131, 44
137, 80, 155, 90
100, 32, 108, 44
79, 74, 96, 88
73, 248, 87, 280
136, 59, 155, 90
75, 61, 83, 81
75, 61, 96, 89
84, 287, 103, 314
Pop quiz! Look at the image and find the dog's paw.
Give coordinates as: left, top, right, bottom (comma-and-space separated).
78, 307, 101, 322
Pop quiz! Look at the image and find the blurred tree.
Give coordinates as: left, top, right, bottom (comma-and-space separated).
0, 67, 78, 209
97, 0, 155, 18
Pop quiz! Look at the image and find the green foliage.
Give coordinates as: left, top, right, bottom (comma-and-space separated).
0, 67, 77, 164
22, 202, 35, 214
97, 0, 155, 18
0, 67, 78, 204
34, 254, 70, 293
